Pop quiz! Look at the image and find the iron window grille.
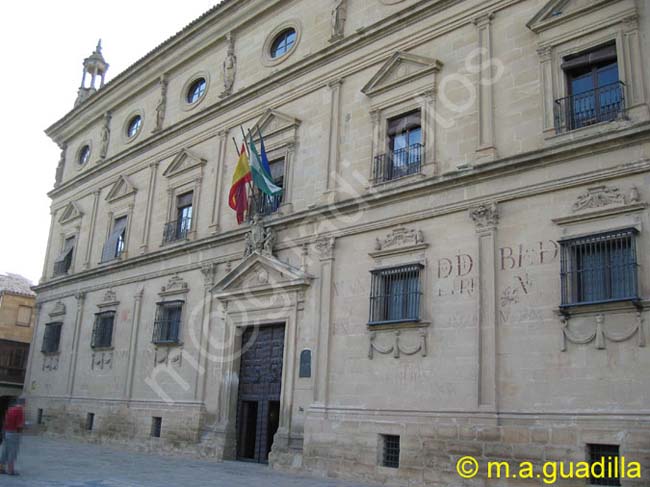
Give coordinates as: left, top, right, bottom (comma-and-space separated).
588, 444, 620, 486
248, 158, 284, 218
153, 301, 184, 345
369, 264, 423, 325
91, 312, 115, 349
42, 322, 63, 354
381, 435, 400, 469
164, 192, 193, 243
560, 229, 639, 307
151, 417, 162, 438
373, 110, 423, 183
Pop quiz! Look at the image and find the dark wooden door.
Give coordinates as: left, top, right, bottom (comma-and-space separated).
236, 324, 285, 463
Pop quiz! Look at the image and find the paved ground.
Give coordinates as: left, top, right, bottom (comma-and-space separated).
0, 436, 371, 487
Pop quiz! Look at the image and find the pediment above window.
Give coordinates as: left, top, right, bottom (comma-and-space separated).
163, 149, 207, 179
527, 0, 633, 34
105, 175, 137, 204
362, 52, 442, 98
212, 252, 312, 300
254, 109, 301, 148
58, 201, 83, 225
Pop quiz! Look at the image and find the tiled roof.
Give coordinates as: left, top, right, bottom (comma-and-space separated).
0, 273, 36, 297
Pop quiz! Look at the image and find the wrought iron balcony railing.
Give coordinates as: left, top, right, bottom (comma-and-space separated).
163, 217, 191, 244
554, 81, 625, 133
248, 192, 283, 219
372, 143, 423, 184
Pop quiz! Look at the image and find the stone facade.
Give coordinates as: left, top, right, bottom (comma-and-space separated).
28, 0, 650, 485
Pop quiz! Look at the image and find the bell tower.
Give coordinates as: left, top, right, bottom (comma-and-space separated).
74, 40, 109, 107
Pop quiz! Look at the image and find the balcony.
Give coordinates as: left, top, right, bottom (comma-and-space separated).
554, 81, 625, 133
0, 341, 28, 385
372, 143, 423, 184
0, 366, 26, 385
163, 217, 191, 244
248, 192, 283, 218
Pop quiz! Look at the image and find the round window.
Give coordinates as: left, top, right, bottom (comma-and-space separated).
78, 145, 91, 165
270, 28, 297, 59
187, 78, 207, 104
127, 115, 142, 138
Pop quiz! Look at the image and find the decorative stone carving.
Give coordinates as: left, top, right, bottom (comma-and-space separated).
561, 312, 646, 351
161, 274, 189, 295
572, 185, 626, 212
49, 301, 66, 318
201, 263, 218, 287
315, 236, 336, 260
154, 347, 183, 367
469, 202, 499, 231
58, 201, 84, 225
330, 0, 347, 42
91, 351, 114, 370
54, 144, 67, 187
153, 74, 168, 133
43, 355, 59, 371
628, 186, 640, 203
375, 226, 424, 251
99, 111, 111, 160
244, 215, 275, 257
220, 32, 237, 98
369, 329, 428, 359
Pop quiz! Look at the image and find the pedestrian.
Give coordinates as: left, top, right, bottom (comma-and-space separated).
0, 397, 25, 476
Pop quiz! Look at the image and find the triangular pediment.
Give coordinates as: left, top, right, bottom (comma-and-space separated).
362, 52, 442, 97
105, 175, 137, 203
163, 149, 207, 179
58, 201, 83, 225
527, 0, 621, 33
255, 109, 301, 140
212, 252, 312, 299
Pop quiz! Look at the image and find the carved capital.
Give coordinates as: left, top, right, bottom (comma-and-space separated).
201, 263, 218, 287
537, 46, 552, 62
469, 202, 499, 231
473, 11, 494, 27
315, 236, 336, 260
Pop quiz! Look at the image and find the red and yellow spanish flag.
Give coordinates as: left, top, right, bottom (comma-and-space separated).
228, 144, 252, 224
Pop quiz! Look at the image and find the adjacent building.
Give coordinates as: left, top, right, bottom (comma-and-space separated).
28, 0, 650, 485
0, 273, 35, 428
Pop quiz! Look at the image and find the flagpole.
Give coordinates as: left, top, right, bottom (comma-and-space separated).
232, 138, 241, 157
238, 127, 256, 218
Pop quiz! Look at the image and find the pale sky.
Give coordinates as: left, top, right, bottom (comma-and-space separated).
0, 1, 219, 285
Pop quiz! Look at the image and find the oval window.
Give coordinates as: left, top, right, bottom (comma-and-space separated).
187, 78, 207, 104
127, 115, 142, 138
78, 145, 91, 165
270, 28, 297, 59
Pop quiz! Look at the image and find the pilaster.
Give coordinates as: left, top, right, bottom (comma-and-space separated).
66, 291, 86, 397
474, 13, 498, 162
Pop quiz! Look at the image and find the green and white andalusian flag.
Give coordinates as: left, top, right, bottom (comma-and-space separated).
247, 134, 283, 197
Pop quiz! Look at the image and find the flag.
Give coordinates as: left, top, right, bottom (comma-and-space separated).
229, 144, 252, 224
248, 133, 283, 197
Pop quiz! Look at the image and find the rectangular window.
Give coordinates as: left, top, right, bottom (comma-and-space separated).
151, 417, 162, 438
373, 110, 423, 183
381, 435, 400, 469
556, 43, 624, 132
588, 444, 620, 486
152, 301, 183, 345
369, 264, 422, 325
16, 305, 32, 326
41, 322, 63, 354
560, 229, 639, 307
91, 312, 115, 349
101, 216, 128, 263
37, 409, 44, 425
252, 158, 284, 217
53, 236, 75, 276
164, 192, 193, 243
86, 413, 95, 431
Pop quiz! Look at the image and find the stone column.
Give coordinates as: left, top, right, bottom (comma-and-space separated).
537, 46, 555, 136
140, 162, 159, 254
369, 110, 381, 181
469, 203, 499, 411
210, 131, 228, 233
40, 209, 57, 282
281, 142, 295, 213
124, 288, 144, 400
196, 263, 217, 401
67, 291, 86, 397
620, 15, 649, 118
313, 237, 336, 406
474, 13, 497, 162
23, 302, 42, 397
323, 79, 343, 199
84, 190, 101, 268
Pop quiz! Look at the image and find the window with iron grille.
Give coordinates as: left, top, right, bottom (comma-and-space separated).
369, 264, 422, 325
249, 158, 284, 218
152, 301, 183, 345
560, 229, 639, 307
151, 417, 162, 438
381, 434, 400, 468
41, 322, 63, 354
53, 236, 75, 276
588, 444, 620, 486
555, 43, 624, 133
164, 192, 193, 244
373, 111, 423, 183
91, 312, 115, 349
